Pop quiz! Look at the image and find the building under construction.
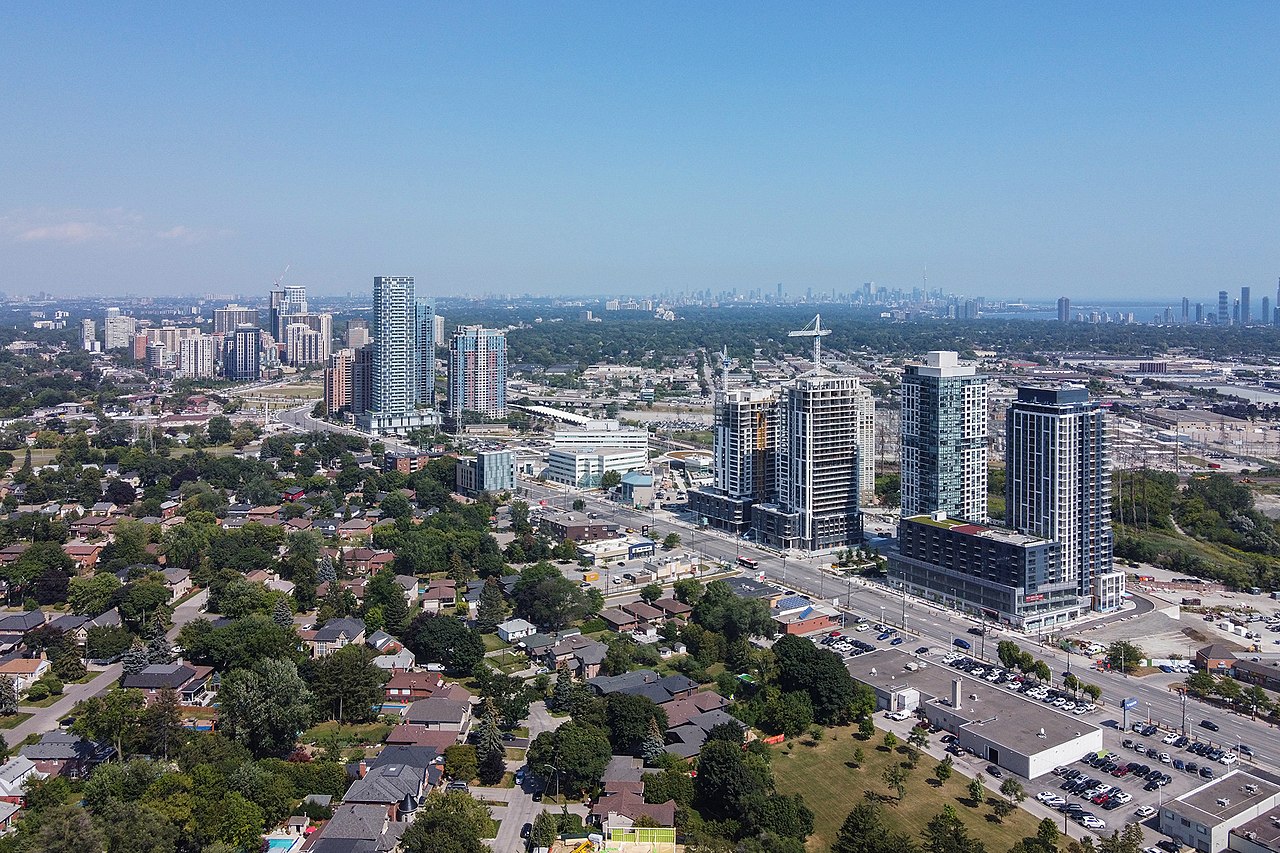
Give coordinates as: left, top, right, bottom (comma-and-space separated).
687, 387, 779, 533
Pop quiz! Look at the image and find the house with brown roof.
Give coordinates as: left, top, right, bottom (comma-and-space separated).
652, 597, 693, 619
599, 608, 641, 633
384, 672, 444, 704
62, 542, 103, 570
338, 518, 373, 540
420, 580, 456, 613
620, 601, 664, 623
0, 657, 50, 694
1196, 643, 1240, 673
660, 691, 730, 728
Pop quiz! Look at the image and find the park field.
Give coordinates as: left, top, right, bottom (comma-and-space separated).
771, 725, 1047, 853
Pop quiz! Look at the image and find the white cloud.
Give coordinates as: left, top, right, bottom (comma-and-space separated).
1, 208, 228, 247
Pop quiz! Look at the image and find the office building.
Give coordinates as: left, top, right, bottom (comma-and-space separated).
892, 515, 1080, 630
223, 325, 261, 382
1056, 296, 1070, 323
689, 388, 780, 532
849, 649, 1104, 780
1264, 298, 1271, 330
104, 310, 137, 350
900, 351, 987, 522
346, 319, 370, 349
544, 447, 647, 489
283, 285, 307, 317
1196, 302, 1204, 324
362, 276, 440, 433
80, 319, 98, 352
214, 304, 259, 335
324, 349, 354, 414
553, 419, 649, 452
1005, 387, 1121, 612
447, 325, 507, 424
1158, 768, 1280, 853
176, 335, 216, 380
1182, 296, 1190, 324
1242, 286, 1252, 326
455, 450, 516, 497
1219, 291, 1231, 325
752, 373, 865, 551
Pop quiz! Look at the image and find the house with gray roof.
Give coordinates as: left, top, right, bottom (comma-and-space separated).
306, 803, 405, 853
306, 617, 366, 657
404, 697, 472, 733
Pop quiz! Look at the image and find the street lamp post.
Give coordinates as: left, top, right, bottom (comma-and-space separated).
781, 553, 787, 584
543, 763, 560, 804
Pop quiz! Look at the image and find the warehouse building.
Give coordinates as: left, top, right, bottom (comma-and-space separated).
1159, 769, 1280, 853
847, 649, 1102, 779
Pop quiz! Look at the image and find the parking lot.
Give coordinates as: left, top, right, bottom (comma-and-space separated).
818, 619, 922, 659
1028, 717, 1259, 845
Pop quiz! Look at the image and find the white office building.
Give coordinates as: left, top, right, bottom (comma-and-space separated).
176, 335, 216, 379
552, 419, 649, 452
544, 447, 647, 489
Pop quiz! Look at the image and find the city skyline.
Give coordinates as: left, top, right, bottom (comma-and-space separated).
3, 5, 1280, 299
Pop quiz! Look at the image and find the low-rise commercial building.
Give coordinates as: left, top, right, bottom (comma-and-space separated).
1160, 769, 1280, 853
848, 649, 1102, 779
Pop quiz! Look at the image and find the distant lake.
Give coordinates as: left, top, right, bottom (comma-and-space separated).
981, 303, 1176, 322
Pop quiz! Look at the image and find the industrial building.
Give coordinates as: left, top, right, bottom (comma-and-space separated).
1159, 769, 1280, 853
847, 649, 1103, 779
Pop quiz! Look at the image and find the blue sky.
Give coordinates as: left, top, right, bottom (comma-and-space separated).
2, 3, 1278, 301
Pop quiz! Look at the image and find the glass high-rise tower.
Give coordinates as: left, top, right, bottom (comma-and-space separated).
900, 351, 988, 522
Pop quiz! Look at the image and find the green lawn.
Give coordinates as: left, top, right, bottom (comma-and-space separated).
482, 634, 511, 652
771, 726, 1047, 853
301, 720, 393, 746
0, 713, 33, 730
20, 693, 62, 709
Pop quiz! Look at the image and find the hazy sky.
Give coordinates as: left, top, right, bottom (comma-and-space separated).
3, 4, 1279, 301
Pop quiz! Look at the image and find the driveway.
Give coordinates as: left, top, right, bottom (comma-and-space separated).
474, 781, 588, 853
4, 589, 210, 747
7, 663, 123, 745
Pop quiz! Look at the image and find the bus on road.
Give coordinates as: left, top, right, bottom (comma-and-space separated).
737, 556, 759, 570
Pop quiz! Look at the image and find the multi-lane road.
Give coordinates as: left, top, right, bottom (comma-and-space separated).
514, 477, 1280, 770
272, 410, 1279, 771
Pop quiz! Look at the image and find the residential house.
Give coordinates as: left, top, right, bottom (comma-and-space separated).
306, 803, 406, 853
384, 672, 444, 704
48, 614, 90, 646
496, 618, 536, 643
385, 725, 461, 752
599, 608, 641, 633
373, 648, 416, 674
159, 500, 180, 519
0, 657, 50, 695
652, 598, 693, 620
343, 747, 436, 821
419, 579, 457, 613
547, 634, 608, 680
589, 756, 677, 829
0, 802, 18, 832
394, 575, 420, 607
404, 697, 472, 734
366, 630, 401, 654
588, 670, 697, 705
619, 601, 664, 624
338, 518, 373, 540
160, 568, 192, 602
660, 691, 730, 728
665, 709, 748, 759
306, 618, 366, 658
62, 542, 103, 570
120, 662, 215, 706
0, 755, 44, 802
21, 732, 114, 778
